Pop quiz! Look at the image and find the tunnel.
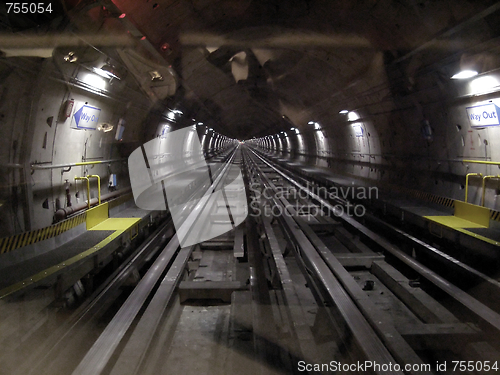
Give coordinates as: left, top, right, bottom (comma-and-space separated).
2, 1, 500, 374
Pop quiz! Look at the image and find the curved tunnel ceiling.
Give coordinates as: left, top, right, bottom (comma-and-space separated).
81, 0, 500, 141
2, 0, 500, 142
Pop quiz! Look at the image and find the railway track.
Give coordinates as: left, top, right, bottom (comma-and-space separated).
243, 146, 500, 374
5, 144, 500, 375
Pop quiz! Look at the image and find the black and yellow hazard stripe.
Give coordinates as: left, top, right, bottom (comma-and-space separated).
490, 210, 500, 222
0, 212, 87, 254
388, 184, 455, 209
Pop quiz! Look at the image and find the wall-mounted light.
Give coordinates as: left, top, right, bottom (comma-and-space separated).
348, 111, 360, 121
97, 123, 114, 132
149, 71, 163, 81
80, 72, 107, 91
469, 75, 500, 95
451, 70, 478, 79
93, 63, 121, 80
63, 51, 77, 63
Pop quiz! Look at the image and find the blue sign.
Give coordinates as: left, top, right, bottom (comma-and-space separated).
71, 104, 101, 130
466, 103, 500, 128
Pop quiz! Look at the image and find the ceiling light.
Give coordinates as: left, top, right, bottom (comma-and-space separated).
149, 71, 163, 81
97, 123, 114, 132
93, 63, 121, 80
347, 111, 360, 121
339, 110, 349, 114
469, 75, 500, 94
81, 72, 107, 90
63, 51, 77, 63
451, 70, 478, 79
308, 121, 314, 124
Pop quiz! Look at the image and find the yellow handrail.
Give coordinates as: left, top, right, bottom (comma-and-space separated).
75, 176, 90, 209
463, 160, 500, 166
482, 175, 500, 207
465, 173, 482, 203
87, 175, 101, 205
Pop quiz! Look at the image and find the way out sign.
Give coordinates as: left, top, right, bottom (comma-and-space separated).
70, 102, 101, 130
466, 103, 500, 128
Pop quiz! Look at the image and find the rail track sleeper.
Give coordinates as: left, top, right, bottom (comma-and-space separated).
250, 157, 406, 374
109, 246, 194, 375
371, 260, 460, 324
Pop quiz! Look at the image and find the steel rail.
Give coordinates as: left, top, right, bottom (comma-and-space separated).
363, 211, 500, 311
109, 246, 194, 375
72, 146, 241, 375
16, 219, 173, 375
109, 148, 243, 375
254, 148, 500, 312
250, 148, 500, 333
244, 149, 404, 375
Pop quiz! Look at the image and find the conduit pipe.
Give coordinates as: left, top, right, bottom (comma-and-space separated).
54, 188, 131, 221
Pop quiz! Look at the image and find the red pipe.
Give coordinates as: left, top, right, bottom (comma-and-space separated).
54, 188, 131, 221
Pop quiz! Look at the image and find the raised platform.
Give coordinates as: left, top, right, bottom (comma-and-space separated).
0, 202, 153, 299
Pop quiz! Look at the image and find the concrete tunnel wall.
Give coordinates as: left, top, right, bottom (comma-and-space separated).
2, 2, 500, 237
251, 64, 500, 214
2, 49, 500, 237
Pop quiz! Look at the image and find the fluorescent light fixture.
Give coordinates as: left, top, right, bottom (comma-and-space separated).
469, 75, 500, 94
451, 70, 478, 79
339, 109, 349, 114
93, 63, 121, 80
348, 111, 360, 121
80, 72, 107, 90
